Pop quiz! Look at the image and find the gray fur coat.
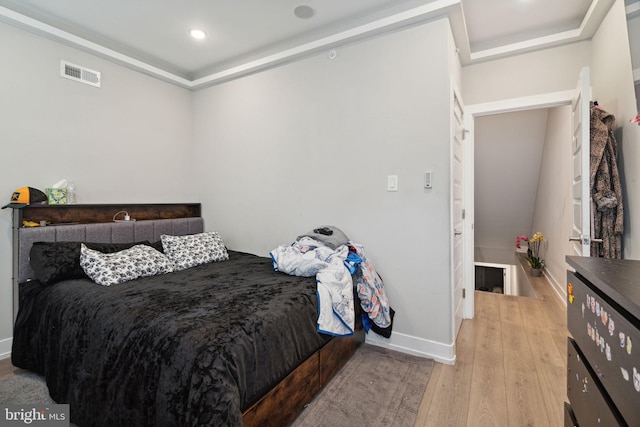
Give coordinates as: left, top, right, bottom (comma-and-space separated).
590, 106, 623, 258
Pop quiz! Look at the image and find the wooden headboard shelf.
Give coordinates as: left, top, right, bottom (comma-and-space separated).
16, 203, 201, 226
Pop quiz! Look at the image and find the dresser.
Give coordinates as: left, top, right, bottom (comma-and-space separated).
565, 256, 640, 427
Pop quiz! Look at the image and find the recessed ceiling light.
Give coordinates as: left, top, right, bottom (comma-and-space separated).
294, 5, 315, 19
189, 28, 207, 40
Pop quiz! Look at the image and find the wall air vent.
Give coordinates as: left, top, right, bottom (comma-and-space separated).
60, 60, 101, 87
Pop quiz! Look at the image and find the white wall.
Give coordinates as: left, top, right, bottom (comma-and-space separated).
531, 106, 573, 295
192, 19, 459, 360
591, 0, 640, 259
462, 41, 592, 105
628, 6, 640, 72
474, 109, 549, 252
0, 21, 195, 357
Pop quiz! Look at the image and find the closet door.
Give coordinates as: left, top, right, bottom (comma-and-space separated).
451, 78, 465, 338
570, 67, 591, 256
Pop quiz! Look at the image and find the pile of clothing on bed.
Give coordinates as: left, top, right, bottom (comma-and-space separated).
270, 226, 394, 337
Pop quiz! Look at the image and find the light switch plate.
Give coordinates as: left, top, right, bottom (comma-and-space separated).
387, 175, 398, 191
424, 171, 432, 188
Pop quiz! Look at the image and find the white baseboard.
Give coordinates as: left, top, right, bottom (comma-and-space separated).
544, 269, 567, 306
365, 330, 455, 365
0, 337, 12, 360
0, 330, 455, 365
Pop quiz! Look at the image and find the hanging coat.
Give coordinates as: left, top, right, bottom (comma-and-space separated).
590, 105, 623, 259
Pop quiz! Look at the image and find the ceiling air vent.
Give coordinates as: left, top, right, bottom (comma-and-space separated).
60, 60, 101, 87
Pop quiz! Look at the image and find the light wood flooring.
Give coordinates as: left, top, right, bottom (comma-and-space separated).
416, 273, 568, 427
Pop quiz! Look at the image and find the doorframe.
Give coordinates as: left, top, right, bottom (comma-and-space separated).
462, 89, 576, 320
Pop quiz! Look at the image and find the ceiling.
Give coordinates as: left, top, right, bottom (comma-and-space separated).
0, 0, 613, 89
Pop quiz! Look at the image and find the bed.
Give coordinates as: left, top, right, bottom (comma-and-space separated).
9, 204, 364, 427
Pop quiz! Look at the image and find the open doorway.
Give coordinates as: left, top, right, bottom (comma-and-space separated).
474, 109, 550, 262
462, 89, 578, 319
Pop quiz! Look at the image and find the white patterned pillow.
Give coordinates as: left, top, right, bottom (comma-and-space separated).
80, 244, 175, 286
160, 231, 228, 271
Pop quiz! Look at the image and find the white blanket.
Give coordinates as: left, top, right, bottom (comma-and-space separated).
270, 238, 354, 336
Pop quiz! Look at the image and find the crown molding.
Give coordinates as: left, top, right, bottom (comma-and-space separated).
191, 0, 465, 89
467, 0, 615, 64
0, 0, 617, 90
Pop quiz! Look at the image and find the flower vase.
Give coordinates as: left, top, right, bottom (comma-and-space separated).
531, 268, 541, 277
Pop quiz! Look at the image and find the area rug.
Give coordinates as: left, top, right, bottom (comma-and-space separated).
0, 344, 434, 427
291, 344, 434, 427
0, 371, 55, 404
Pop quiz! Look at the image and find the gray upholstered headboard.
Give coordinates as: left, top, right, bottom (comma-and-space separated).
17, 217, 204, 284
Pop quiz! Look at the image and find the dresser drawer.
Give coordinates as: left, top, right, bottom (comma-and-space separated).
567, 271, 640, 427
567, 338, 624, 426
564, 402, 578, 427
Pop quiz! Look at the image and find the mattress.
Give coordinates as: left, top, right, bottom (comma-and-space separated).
12, 250, 330, 427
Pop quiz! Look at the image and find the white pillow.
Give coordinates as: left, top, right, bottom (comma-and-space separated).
80, 244, 175, 286
160, 231, 229, 271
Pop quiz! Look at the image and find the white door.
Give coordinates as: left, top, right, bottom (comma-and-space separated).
451, 78, 465, 339
570, 67, 592, 256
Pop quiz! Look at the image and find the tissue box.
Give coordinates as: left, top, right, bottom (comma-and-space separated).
46, 188, 67, 205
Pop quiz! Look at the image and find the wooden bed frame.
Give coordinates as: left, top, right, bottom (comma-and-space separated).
11, 203, 364, 427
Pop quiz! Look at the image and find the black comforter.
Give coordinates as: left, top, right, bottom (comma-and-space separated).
12, 251, 330, 427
